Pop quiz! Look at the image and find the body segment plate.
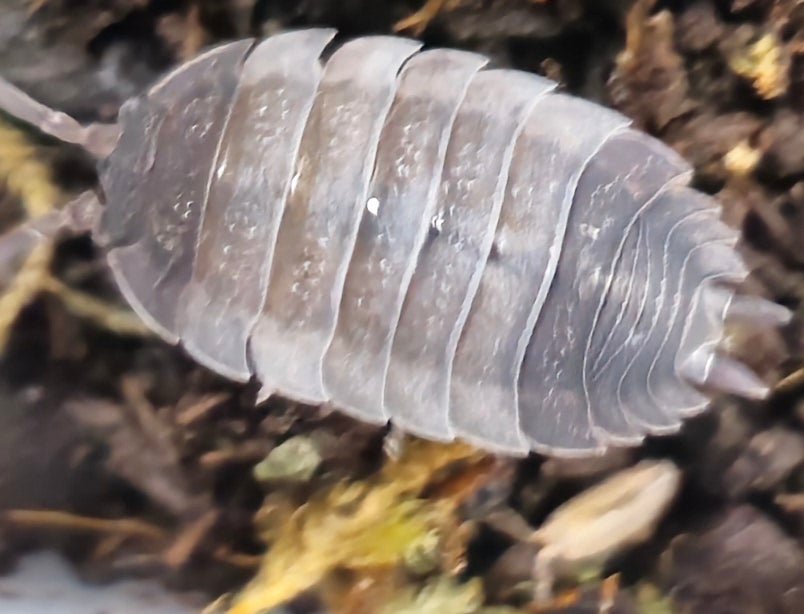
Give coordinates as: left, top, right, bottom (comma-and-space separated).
518, 130, 691, 454
180, 30, 335, 381
251, 36, 421, 403
383, 70, 555, 441
322, 48, 487, 422
105, 40, 252, 341
449, 95, 629, 453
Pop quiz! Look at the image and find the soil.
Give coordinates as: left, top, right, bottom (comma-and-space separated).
0, 1, 802, 613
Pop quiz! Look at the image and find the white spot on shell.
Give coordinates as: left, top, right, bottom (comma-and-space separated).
579, 223, 600, 240
431, 211, 445, 233
216, 162, 227, 181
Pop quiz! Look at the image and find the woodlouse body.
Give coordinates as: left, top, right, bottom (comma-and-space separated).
2, 29, 787, 457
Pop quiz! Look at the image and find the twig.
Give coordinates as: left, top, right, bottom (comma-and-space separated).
3, 509, 168, 542
775, 366, 804, 394
2, 508, 260, 569
40, 274, 152, 337
212, 546, 262, 569
394, 0, 463, 36
618, 0, 657, 73
0, 240, 52, 351
163, 510, 219, 569
176, 392, 231, 426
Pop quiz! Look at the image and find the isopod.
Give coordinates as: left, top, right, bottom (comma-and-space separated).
0, 29, 791, 457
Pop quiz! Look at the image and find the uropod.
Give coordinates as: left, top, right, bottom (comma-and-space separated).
0, 29, 791, 457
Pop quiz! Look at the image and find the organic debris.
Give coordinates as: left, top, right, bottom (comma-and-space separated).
378, 576, 487, 614
609, 1, 692, 132
531, 461, 682, 605
40, 274, 152, 337
0, 239, 52, 350
66, 388, 210, 519
3, 508, 169, 543
0, 119, 59, 350
0, 1, 802, 613
724, 140, 762, 178
661, 506, 804, 613
728, 33, 789, 100
0, 119, 60, 219
0, 118, 146, 349
722, 426, 804, 497
253, 435, 322, 485
227, 440, 488, 613
395, 0, 463, 35
0, 508, 260, 572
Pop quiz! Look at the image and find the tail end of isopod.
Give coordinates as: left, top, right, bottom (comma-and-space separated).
677, 347, 771, 401
725, 293, 793, 328
677, 285, 792, 404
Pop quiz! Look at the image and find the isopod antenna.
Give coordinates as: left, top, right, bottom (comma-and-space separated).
0, 75, 120, 158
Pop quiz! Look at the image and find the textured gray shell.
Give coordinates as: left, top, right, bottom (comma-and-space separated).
96, 29, 756, 457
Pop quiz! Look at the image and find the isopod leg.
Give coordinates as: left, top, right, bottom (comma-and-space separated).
0, 189, 101, 277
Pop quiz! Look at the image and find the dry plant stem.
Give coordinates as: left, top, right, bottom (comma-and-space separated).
427, 456, 498, 503
531, 586, 583, 612
175, 392, 231, 426
91, 533, 129, 561
3, 509, 261, 569
599, 574, 620, 613
40, 274, 152, 337
3, 509, 168, 542
121, 374, 174, 446
213, 546, 262, 569
0, 119, 60, 218
163, 509, 219, 569
533, 544, 558, 606
0, 240, 53, 350
180, 5, 206, 60
775, 366, 804, 394
394, 0, 463, 35
199, 445, 271, 469
0, 117, 62, 351
619, 0, 657, 72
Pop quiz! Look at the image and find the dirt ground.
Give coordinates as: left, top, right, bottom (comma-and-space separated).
0, 1, 802, 613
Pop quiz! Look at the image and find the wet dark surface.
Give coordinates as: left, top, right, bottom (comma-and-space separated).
0, 1, 802, 612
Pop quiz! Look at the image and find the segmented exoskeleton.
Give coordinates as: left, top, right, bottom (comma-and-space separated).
0, 29, 790, 456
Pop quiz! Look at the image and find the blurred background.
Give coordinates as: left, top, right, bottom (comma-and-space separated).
0, 1, 802, 612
